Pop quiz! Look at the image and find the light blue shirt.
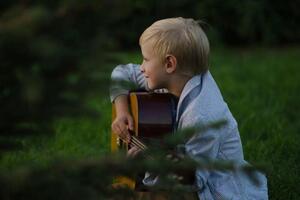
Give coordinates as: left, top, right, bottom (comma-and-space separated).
110, 63, 268, 200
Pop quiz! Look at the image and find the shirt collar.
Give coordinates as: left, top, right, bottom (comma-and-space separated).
177, 74, 202, 108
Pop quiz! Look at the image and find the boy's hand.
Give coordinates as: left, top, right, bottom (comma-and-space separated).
127, 146, 142, 158
111, 113, 134, 142
111, 95, 134, 142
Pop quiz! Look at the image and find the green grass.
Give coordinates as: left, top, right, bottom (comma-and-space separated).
211, 47, 300, 199
1, 47, 299, 199
0, 99, 112, 169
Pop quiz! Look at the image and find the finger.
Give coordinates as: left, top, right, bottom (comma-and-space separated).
112, 123, 121, 134
127, 146, 138, 154
126, 147, 134, 158
119, 122, 130, 135
111, 124, 120, 135
112, 120, 125, 134
127, 116, 134, 131
117, 126, 131, 143
132, 149, 141, 157
113, 121, 125, 134
127, 147, 140, 158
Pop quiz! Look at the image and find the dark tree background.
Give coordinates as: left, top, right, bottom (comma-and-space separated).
0, 0, 298, 199
1, 0, 298, 139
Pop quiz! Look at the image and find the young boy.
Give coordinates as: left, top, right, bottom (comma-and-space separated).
110, 17, 268, 199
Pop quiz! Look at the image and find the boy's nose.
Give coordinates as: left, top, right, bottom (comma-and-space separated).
140, 64, 145, 73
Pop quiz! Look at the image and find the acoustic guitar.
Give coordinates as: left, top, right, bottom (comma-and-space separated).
111, 92, 176, 189
111, 92, 198, 199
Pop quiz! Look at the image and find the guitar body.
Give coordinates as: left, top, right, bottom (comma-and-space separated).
111, 92, 176, 190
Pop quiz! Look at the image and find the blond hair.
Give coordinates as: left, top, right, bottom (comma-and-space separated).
139, 17, 210, 76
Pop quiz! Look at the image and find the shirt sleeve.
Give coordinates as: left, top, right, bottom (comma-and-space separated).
142, 172, 159, 186
184, 122, 221, 190
110, 63, 148, 102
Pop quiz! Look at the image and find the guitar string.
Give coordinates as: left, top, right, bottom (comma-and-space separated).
117, 127, 147, 150
116, 127, 157, 161
131, 136, 147, 150
132, 136, 154, 160
128, 136, 148, 151
118, 128, 147, 151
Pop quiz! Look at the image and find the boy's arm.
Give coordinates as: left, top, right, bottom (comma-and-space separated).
110, 63, 148, 103
110, 63, 148, 141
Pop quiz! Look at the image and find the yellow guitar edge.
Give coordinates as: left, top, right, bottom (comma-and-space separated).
111, 105, 118, 152
111, 94, 139, 190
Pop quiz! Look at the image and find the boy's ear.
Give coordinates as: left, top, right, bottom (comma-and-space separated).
165, 54, 177, 73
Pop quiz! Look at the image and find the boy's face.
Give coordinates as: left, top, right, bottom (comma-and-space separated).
140, 41, 169, 90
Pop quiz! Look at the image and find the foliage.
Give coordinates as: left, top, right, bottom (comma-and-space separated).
0, 121, 264, 200
0, 1, 108, 151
